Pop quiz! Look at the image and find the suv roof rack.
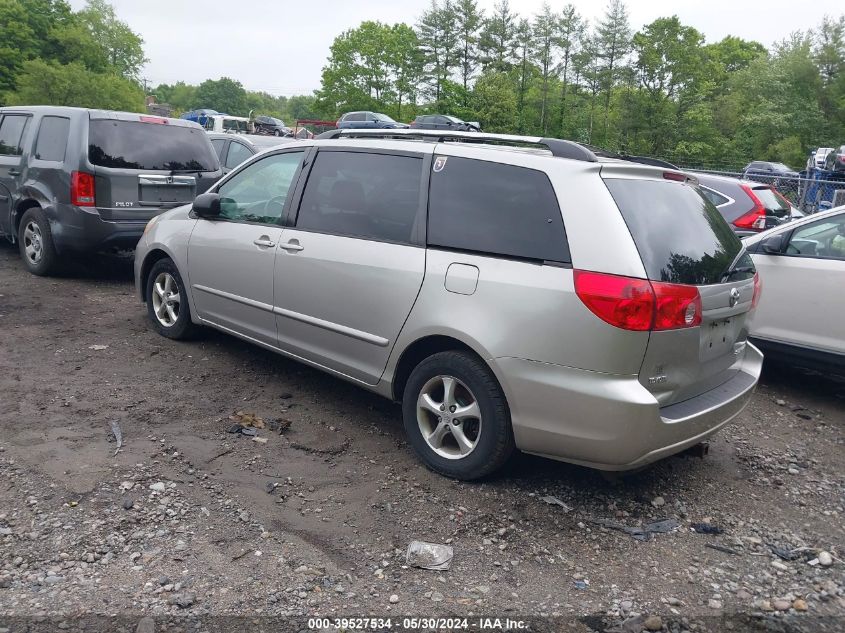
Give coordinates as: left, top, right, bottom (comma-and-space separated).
316, 128, 598, 163
579, 143, 679, 169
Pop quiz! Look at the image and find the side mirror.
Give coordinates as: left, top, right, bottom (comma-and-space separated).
761, 234, 785, 254
193, 192, 222, 218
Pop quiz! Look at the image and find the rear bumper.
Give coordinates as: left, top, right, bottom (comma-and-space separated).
50, 205, 153, 254
498, 343, 763, 471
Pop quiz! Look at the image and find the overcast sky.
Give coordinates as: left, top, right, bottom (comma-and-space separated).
68, 0, 841, 95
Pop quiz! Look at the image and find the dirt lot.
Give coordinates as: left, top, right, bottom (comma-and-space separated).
0, 241, 843, 633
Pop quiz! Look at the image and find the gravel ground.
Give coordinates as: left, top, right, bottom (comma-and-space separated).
0, 242, 843, 633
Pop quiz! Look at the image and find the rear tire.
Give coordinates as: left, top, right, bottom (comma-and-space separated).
402, 351, 514, 480
145, 258, 198, 340
18, 207, 59, 276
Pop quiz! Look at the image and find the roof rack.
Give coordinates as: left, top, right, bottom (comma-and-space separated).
316, 128, 598, 163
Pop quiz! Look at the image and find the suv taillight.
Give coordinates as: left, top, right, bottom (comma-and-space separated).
574, 270, 702, 332
735, 185, 767, 230
71, 171, 96, 207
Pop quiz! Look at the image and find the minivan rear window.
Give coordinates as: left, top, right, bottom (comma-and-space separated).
88, 119, 218, 171
605, 178, 743, 285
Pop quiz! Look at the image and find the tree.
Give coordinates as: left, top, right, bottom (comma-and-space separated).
195, 77, 248, 115
78, 0, 145, 80
473, 71, 516, 131
6, 58, 144, 111
513, 17, 534, 133
595, 0, 631, 145
315, 21, 422, 119
555, 4, 584, 138
418, 1, 459, 108
454, 0, 482, 98
533, 3, 558, 133
478, 0, 516, 72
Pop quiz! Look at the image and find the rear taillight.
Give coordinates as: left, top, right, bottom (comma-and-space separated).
751, 272, 762, 309
663, 171, 686, 182
735, 185, 767, 230
71, 171, 95, 207
139, 116, 168, 124
652, 281, 702, 329
574, 270, 702, 332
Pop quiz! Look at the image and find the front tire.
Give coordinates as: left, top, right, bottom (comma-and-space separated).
18, 207, 59, 276
145, 258, 198, 340
402, 351, 514, 480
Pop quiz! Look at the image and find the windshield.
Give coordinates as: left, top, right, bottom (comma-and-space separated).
373, 113, 396, 122
88, 120, 218, 171
605, 178, 743, 285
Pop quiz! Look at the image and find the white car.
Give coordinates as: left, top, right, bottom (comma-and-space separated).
745, 206, 845, 370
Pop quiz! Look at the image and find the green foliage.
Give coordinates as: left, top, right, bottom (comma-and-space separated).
0, 0, 146, 110
6, 59, 144, 111
195, 77, 248, 116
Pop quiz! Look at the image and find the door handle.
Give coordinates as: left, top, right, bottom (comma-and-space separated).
280, 240, 304, 252
253, 237, 276, 248
8, 169, 21, 176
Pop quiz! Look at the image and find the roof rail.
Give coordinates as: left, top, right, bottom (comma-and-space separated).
579, 143, 679, 170
316, 128, 598, 163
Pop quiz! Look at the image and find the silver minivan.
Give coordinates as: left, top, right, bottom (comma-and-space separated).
134, 129, 763, 480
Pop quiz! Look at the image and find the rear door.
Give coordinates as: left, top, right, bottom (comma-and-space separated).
604, 175, 757, 406
0, 113, 32, 238
87, 115, 221, 222
751, 213, 845, 354
273, 147, 428, 384
188, 148, 309, 346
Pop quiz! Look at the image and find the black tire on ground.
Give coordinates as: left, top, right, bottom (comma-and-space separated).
402, 350, 515, 480
274, 129, 280, 136
145, 257, 199, 340
18, 207, 59, 276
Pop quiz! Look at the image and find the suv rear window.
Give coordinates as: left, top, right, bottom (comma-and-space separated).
427, 156, 569, 263
605, 178, 742, 285
88, 119, 218, 171
753, 186, 790, 214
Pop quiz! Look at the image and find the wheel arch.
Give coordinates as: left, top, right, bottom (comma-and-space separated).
13, 199, 44, 240
390, 334, 496, 402
138, 248, 174, 302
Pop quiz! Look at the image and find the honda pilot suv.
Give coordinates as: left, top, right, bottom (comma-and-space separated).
0, 106, 222, 275
135, 129, 763, 480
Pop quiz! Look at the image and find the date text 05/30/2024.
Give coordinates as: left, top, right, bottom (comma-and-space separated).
307, 617, 529, 630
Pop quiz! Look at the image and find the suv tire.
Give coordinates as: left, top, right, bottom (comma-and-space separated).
402, 351, 514, 480
18, 207, 59, 276
145, 258, 199, 340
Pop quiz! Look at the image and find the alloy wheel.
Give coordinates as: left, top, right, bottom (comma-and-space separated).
151, 272, 181, 327
23, 221, 43, 264
416, 375, 482, 459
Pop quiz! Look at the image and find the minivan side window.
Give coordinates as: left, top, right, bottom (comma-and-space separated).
296, 151, 422, 244
427, 156, 570, 263
216, 151, 305, 224
0, 115, 29, 156
34, 116, 70, 161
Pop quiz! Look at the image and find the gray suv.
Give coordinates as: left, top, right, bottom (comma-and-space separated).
0, 106, 222, 275
135, 129, 763, 480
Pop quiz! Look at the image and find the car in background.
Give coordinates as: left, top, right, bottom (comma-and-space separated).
207, 133, 297, 175
745, 206, 845, 372
336, 111, 409, 130
410, 115, 480, 132
695, 173, 794, 237
808, 147, 833, 170
0, 106, 222, 276
136, 128, 762, 480
823, 145, 845, 173
253, 115, 292, 137
741, 161, 799, 187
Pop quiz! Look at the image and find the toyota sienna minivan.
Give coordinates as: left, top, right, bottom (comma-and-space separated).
135, 129, 763, 480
